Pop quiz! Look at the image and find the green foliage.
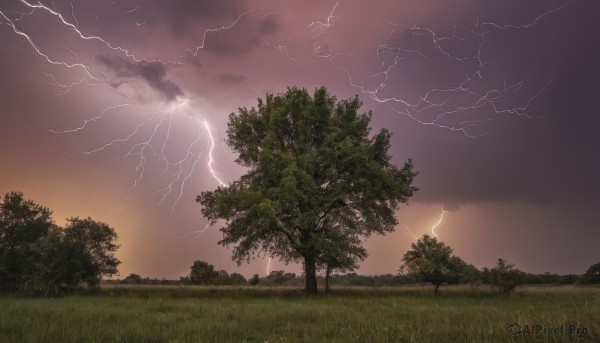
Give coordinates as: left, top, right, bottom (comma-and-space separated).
262, 270, 297, 285
229, 272, 247, 285
0, 192, 121, 295
189, 260, 218, 285
482, 258, 524, 295
189, 261, 248, 285
0, 191, 54, 292
249, 274, 260, 285
400, 234, 462, 293
197, 87, 417, 294
580, 262, 600, 284
60, 217, 120, 289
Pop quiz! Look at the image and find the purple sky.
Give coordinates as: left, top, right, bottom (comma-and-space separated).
1, 0, 598, 278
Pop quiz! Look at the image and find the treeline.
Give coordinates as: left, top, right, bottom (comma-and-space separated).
0, 192, 120, 295
113, 234, 600, 295
398, 234, 599, 294
5, 192, 599, 296
114, 258, 600, 294
114, 269, 594, 288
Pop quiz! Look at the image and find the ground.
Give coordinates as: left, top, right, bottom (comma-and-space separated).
0, 285, 598, 342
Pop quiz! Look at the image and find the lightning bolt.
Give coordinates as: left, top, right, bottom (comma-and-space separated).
203, 120, 225, 187
401, 224, 419, 241
266, 256, 272, 276
306, 1, 575, 138
0, 1, 239, 193
430, 208, 448, 238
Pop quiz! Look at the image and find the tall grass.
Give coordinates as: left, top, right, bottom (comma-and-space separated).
0, 285, 598, 342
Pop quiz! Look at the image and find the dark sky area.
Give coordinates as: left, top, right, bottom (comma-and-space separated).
1, 0, 598, 278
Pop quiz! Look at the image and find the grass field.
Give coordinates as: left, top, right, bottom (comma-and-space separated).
0, 285, 598, 342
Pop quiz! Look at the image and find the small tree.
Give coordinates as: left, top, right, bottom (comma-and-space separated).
229, 273, 247, 285
482, 258, 524, 295
249, 274, 261, 285
400, 234, 458, 294
189, 260, 218, 285
580, 262, 600, 284
211, 270, 232, 285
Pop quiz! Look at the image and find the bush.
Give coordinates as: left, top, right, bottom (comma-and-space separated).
482, 259, 524, 295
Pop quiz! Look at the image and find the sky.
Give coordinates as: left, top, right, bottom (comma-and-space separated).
1, 0, 598, 279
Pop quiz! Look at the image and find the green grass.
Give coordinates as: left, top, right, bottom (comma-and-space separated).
0, 285, 598, 342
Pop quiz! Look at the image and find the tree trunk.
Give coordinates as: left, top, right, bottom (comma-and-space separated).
434, 282, 441, 295
304, 256, 318, 295
325, 264, 331, 295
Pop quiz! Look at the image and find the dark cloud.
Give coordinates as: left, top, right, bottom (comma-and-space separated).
258, 15, 281, 35
219, 73, 245, 84
147, 0, 248, 37
202, 15, 280, 56
98, 55, 184, 101
443, 204, 461, 212
398, 0, 600, 210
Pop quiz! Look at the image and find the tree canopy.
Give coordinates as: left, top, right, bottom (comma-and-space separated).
190, 260, 218, 285
0, 191, 54, 292
197, 86, 417, 294
400, 234, 465, 294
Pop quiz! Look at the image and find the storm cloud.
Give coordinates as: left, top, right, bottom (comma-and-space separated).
99, 55, 184, 101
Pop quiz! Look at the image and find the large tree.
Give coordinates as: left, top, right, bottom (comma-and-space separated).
198, 87, 417, 295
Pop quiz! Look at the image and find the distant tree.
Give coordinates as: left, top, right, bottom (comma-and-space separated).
189, 260, 218, 285
0, 192, 120, 294
458, 262, 482, 285
557, 274, 578, 285
522, 273, 543, 285
264, 270, 297, 285
249, 274, 261, 286
229, 273, 247, 285
400, 234, 460, 294
179, 276, 193, 285
213, 270, 232, 285
122, 273, 143, 284
197, 87, 417, 295
0, 192, 54, 292
482, 258, 524, 295
580, 262, 600, 284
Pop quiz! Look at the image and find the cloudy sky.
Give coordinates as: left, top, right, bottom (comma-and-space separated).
1, 0, 598, 278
